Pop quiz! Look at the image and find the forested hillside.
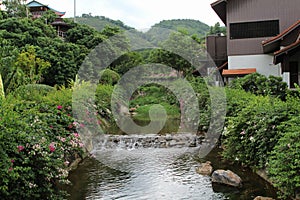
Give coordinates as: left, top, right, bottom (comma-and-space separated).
148, 19, 210, 36
75, 14, 134, 32
0, 10, 126, 92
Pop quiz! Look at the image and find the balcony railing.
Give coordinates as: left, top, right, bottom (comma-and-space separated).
31, 11, 45, 17
58, 31, 67, 38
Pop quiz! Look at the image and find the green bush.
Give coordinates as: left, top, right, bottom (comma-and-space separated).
128, 77, 211, 132
99, 69, 120, 85
0, 90, 84, 199
13, 84, 55, 101
130, 84, 179, 107
268, 115, 300, 198
189, 77, 211, 131
133, 102, 180, 121
222, 92, 289, 168
229, 73, 288, 100
267, 96, 300, 198
95, 84, 114, 126
225, 88, 257, 118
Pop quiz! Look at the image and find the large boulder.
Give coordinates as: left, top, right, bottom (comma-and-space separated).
211, 169, 242, 188
196, 161, 213, 176
253, 197, 274, 200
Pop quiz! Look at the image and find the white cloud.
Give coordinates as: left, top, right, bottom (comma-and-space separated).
31, 0, 223, 29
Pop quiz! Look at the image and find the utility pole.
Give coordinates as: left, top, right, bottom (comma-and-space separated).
74, 0, 76, 22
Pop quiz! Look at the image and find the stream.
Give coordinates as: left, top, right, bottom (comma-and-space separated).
66, 133, 278, 200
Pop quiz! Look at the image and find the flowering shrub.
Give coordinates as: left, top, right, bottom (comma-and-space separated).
267, 97, 300, 198
223, 88, 300, 198
0, 90, 84, 199
222, 92, 289, 168
229, 73, 288, 100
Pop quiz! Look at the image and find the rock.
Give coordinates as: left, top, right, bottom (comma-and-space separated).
68, 157, 82, 171
196, 161, 213, 175
211, 169, 242, 188
254, 197, 274, 200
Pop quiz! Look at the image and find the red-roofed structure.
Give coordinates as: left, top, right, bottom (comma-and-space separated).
26, 1, 69, 38
27, 0, 66, 19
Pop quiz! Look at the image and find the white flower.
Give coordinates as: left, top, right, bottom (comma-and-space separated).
249, 136, 255, 142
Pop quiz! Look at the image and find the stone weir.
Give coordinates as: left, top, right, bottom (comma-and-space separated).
94, 133, 205, 149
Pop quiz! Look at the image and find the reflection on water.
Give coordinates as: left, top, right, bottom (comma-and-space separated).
66, 147, 278, 200
107, 118, 181, 135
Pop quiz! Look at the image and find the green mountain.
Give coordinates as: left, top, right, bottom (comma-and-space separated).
75, 14, 134, 32
73, 16, 213, 46
142, 19, 210, 45
149, 19, 210, 36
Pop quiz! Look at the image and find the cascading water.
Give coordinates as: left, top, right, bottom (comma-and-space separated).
93, 133, 205, 150
67, 133, 278, 200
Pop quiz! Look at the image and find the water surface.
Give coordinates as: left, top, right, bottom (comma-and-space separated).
67, 145, 278, 200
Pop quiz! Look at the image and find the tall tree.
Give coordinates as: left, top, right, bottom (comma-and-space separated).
2, 0, 27, 18
1, 45, 50, 93
208, 22, 226, 35
148, 30, 205, 76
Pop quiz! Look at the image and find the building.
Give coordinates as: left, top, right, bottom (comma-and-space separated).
27, 1, 69, 38
209, 0, 300, 87
51, 18, 70, 38
27, 0, 65, 19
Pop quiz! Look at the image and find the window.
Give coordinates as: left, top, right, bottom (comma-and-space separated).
230, 20, 279, 39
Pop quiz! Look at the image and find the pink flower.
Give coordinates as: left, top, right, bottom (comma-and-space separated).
73, 133, 79, 138
49, 125, 53, 129
60, 137, 66, 142
240, 130, 245, 135
11, 159, 15, 163
80, 123, 85, 128
17, 145, 24, 152
49, 143, 56, 152
57, 105, 63, 110
8, 167, 13, 172
73, 122, 79, 126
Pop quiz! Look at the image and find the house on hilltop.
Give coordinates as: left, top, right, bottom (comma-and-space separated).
208, 0, 300, 88
27, 0, 65, 19
27, 0, 69, 38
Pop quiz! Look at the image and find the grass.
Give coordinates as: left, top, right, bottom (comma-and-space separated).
129, 84, 180, 121
132, 103, 180, 121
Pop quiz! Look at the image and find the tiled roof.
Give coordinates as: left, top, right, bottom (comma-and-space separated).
27, 0, 65, 17
273, 39, 300, 64
211, 0, 227, 25
262, 20, 300, 46
27, 0, 46, 8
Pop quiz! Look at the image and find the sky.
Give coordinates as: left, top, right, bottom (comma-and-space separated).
33, 0, 223, 30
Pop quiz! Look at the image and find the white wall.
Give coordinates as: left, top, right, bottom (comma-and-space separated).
228, 54, 281, 77
282, 72, 290, 88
